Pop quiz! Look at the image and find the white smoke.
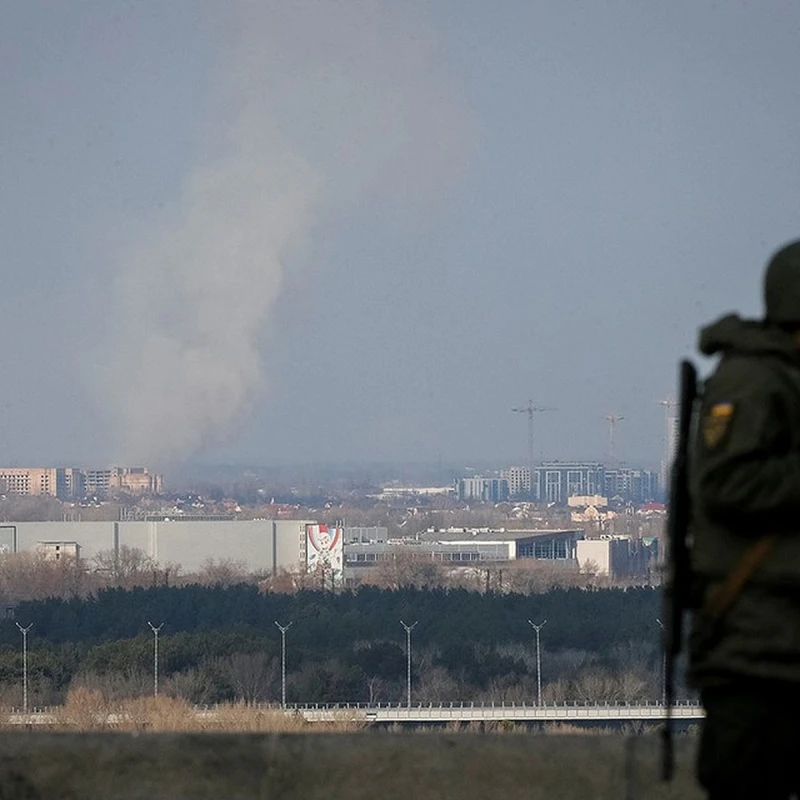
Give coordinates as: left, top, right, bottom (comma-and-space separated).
106, 0, 473, 465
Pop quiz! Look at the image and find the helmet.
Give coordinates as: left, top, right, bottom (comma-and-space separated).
764, 240, 800, 324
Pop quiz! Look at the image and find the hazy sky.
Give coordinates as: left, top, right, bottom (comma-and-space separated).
2, 1, 800, 473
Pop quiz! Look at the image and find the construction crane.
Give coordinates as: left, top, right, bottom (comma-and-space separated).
512, 401, 556, 490
605, 413, 625, 463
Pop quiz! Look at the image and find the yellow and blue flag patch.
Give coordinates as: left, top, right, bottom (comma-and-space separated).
703, 402, 735, 450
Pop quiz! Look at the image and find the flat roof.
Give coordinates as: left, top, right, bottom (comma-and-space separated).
418, 529, 580, 544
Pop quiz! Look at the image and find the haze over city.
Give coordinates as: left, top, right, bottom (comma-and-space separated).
3, 1, 799, 474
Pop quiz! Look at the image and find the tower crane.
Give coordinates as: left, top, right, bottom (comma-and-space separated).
605, 413, 625, 463
512, 400, 556, 492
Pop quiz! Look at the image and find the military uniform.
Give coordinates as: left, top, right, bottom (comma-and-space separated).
689, 241, 800, 799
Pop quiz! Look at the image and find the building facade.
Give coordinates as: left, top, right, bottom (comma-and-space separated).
1, 519, 315, 574
576, 537, 631, 579
497, 462, 659, 505
84, 467, 163, 497
603, 468, 660, 504
0, 468, 58, 496
456, 477, 510, 504
0, 466, 162, 499
500, 467, 531, 496
533, 462, 606, 504
344, 528, 582, 572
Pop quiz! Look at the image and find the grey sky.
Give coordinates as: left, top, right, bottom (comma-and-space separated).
2, 1, 799, 473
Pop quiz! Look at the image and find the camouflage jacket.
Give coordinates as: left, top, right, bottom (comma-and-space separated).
689, 314, 800, 686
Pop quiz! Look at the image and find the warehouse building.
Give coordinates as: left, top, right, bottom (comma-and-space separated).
344, 528, 582, 571
0, 519, 315, 574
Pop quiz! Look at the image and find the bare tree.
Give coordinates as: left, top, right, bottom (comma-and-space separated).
93, 545, 156, 588
503, 560, 585, 594
362, 549, 447, 590
480, 674, 536, 705
0, 551, 95, 602
0, 495, 64, 522
69, 667, 151, 701
414, 666, 460, 704
187, 558, 249, 587
161, 667, 222, 706
222, 653, 278, 704
366, 675, 391, 704
259, 567, 316, 594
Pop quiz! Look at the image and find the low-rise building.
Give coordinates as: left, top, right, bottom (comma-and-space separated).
576, 537, 631, 579
344, 528, 582, 572
345, 527, 388, 544
0, 519, 315, 574
568, 495, 616, 526
36, 541, 81, 562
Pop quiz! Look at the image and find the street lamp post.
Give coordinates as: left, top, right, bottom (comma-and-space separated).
147, 622, 164, 697
400, 620, 418, 709
528, 619, 547, 707
15, 623, 32, 713
275, 621, 292, 709
656, 618, 667, 706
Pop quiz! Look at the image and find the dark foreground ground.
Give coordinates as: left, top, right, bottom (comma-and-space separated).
0, 732, 702, 800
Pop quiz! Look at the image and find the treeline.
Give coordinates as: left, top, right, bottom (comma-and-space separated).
0, 585, 681, 707
4, 585, 659, 650
0, 548, 635, 604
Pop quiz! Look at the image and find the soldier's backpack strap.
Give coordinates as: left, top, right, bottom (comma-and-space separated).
702, 533, 779, 621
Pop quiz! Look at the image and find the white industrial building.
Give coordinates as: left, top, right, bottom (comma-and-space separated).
576, 537, 631, 579
344, 528, 582, 571
0, 519, 316, 575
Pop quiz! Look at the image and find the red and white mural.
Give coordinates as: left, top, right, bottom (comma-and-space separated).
305, 524, 343, 580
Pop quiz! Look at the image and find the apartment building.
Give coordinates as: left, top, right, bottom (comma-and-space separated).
496, 462, 659, 505
84, 467, 162, 496
456, 477, 509, 503
603, 467, 660, 504
0, 466, 162, 499
0, 468, 58, 497
500, 466, 531, 496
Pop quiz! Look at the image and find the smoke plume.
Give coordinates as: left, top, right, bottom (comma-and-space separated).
106, 0, 472, 465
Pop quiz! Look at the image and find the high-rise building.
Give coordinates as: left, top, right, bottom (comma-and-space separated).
603, 467, 660, 504
497, 461, 658, 506
56, 468, 85, 499
500, 466, 531, 496
456, 477, 509, 503
660, 414, 680, 496
533, 462, 605, 504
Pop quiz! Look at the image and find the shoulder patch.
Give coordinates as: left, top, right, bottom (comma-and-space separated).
703, 402, 735, 449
